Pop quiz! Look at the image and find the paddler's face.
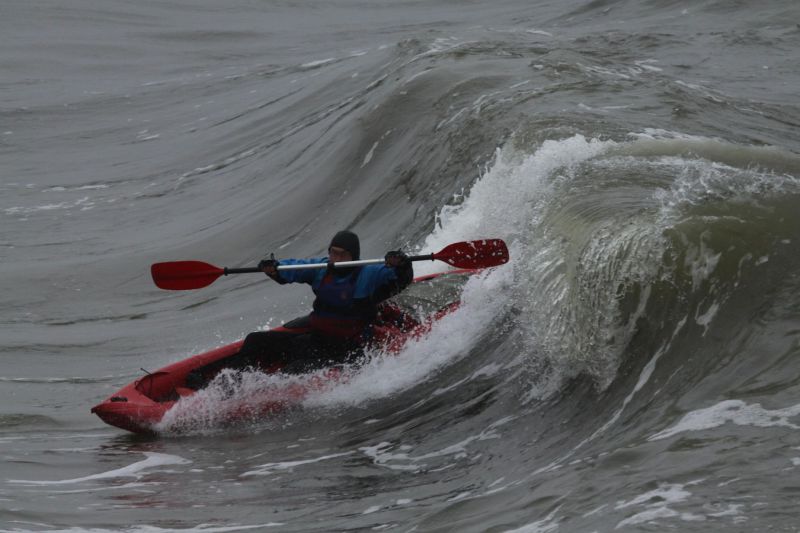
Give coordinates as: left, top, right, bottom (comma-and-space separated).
328, 246, 352, 262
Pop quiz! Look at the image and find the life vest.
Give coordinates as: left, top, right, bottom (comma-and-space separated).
310, 267, 373, 340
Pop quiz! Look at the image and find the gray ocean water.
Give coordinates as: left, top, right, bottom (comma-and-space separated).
3, 0, 800, 531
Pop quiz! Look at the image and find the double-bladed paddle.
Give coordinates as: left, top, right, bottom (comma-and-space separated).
151, 239, 509, 291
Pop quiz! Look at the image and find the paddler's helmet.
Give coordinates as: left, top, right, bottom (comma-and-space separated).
329, 230, 360, 260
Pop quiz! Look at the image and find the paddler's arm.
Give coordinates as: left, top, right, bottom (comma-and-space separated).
367, 251, 413, 304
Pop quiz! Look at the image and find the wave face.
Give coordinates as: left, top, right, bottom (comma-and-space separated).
2, 0, 800, 531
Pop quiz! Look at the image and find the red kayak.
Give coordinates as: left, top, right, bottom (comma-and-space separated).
91, 269, 477, 434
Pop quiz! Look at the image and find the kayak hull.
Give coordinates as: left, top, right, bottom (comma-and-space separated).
91, 341, 243, 434
91, 270, 475, 434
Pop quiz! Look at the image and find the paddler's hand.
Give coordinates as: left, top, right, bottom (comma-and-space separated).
258, 254, 280, 279
384, 250, 409, 268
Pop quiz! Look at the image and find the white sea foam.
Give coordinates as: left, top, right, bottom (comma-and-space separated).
8, 452, 190, 486
358, 416, 513, 473
241, 451, 352, 477
615, 482, 705, 529
361, 141, 379, 167
416, 134, 613, 277
300, 58, 337, 69
155, 369, 322, 434
42, 184, 109, 192
4, 196, 94, 215
649, 399, 800, 441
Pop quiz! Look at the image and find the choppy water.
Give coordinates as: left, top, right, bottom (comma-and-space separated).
3, 0, 800, 531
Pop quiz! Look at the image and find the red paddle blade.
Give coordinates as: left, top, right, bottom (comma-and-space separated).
151, 261, 224, 290
433, 239, 509, 269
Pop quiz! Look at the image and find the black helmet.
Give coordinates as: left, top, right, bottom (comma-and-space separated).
329, 230, 360, 260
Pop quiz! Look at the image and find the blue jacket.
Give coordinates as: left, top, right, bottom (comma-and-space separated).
272, 258, 413, 339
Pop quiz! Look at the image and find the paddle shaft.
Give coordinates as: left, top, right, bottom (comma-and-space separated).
223, 254, 437, 275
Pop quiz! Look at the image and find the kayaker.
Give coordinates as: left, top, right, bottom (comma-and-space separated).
187, 230, 412, 386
